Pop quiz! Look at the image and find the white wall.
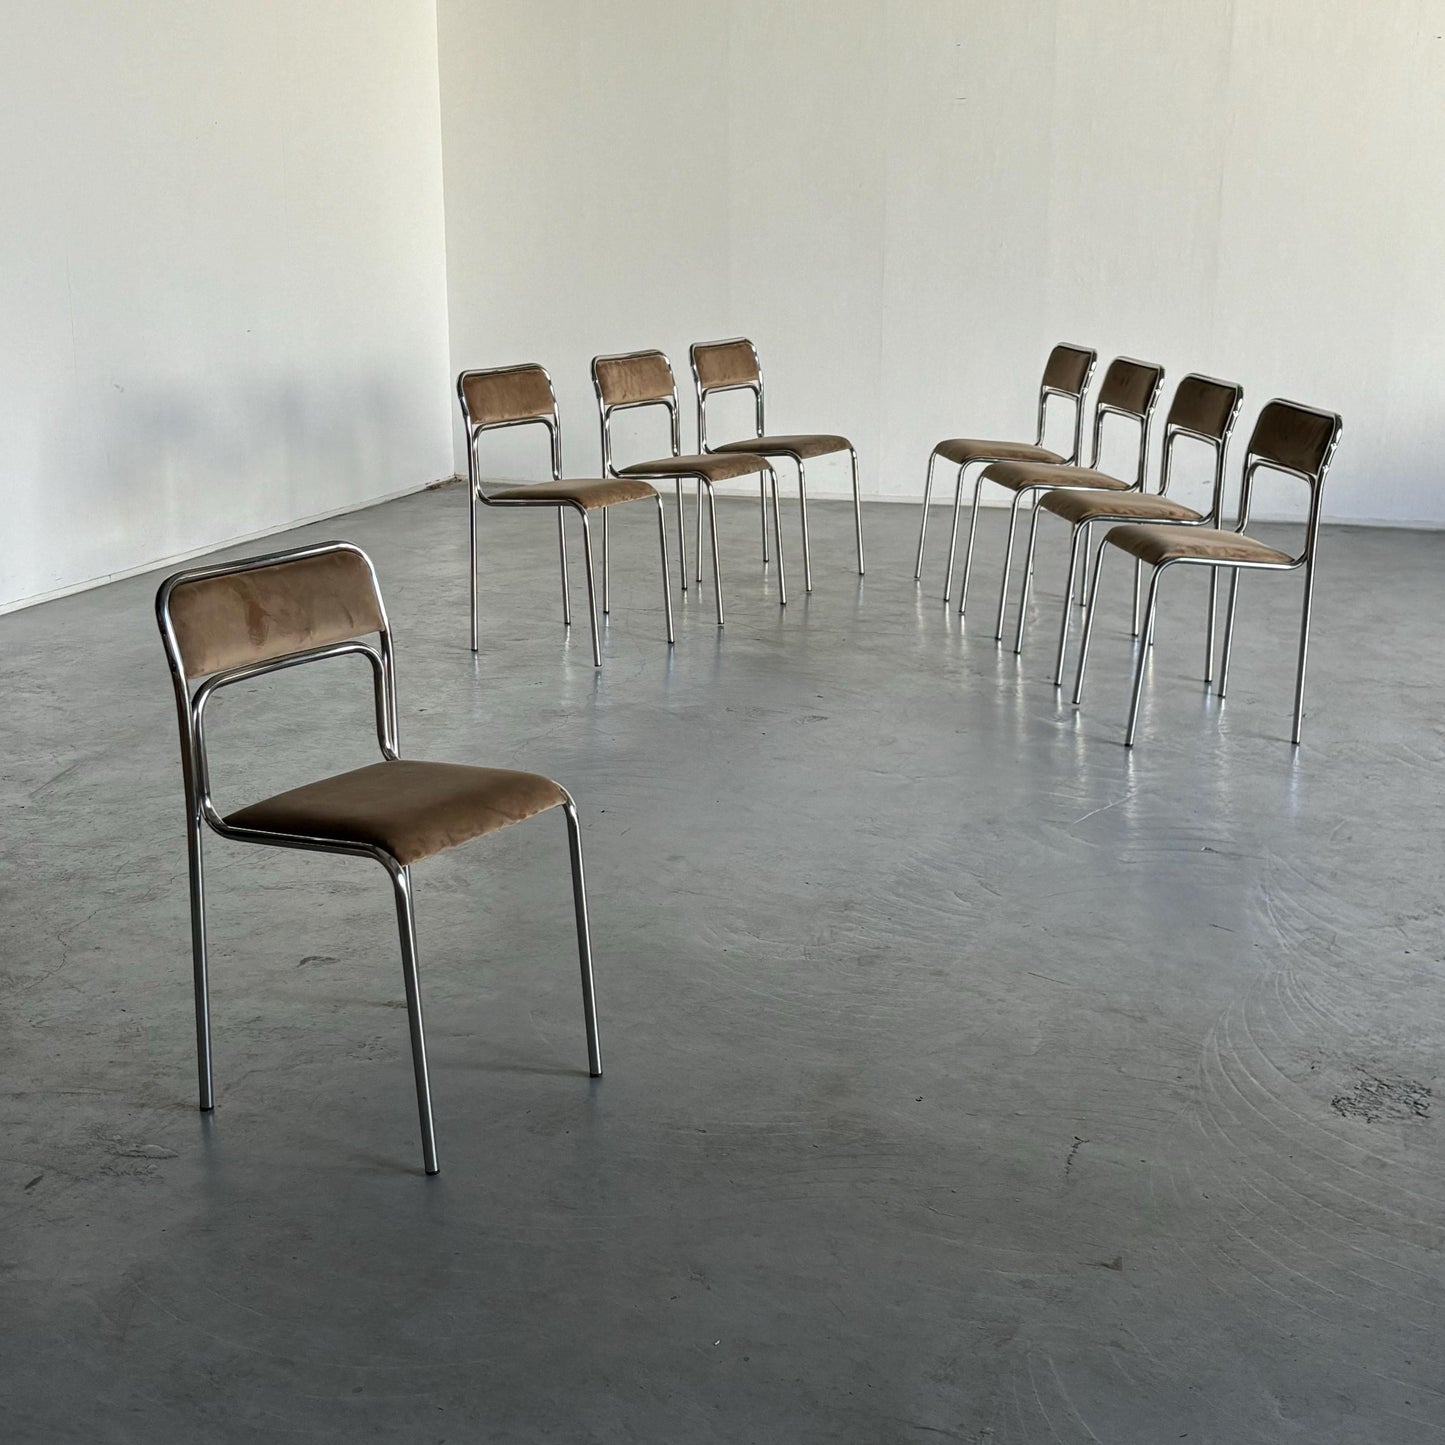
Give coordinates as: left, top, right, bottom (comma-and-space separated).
0, 0, 454, 612
438, 0, 1445, 525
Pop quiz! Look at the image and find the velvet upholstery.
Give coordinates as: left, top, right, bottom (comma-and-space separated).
1106, 525, 1293, 569
1168, 376, 1242, 441
1251, 401, 1339, 476
693, 340, 759, 391
460, 366, 555, 429
168, 550, 383, 678
980, 460, 1130, 493
1041, 489, 1203, 524
1096, 358, 1165, 416
226, 759, 567, 867
712, 433, 849, 460
619, 452, 769, 482
484, 477, 658, 509
934, 438, 1064, 468
1041, 344, 1095, 397
595, 352, 674, 408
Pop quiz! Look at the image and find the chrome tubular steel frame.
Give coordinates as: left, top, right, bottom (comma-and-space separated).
459, 363, 674, 668
983, 360, 1164, 644
157, 541, 603, 1175
922, 346, 1098, 590
1070, 402, 1343, 746
691, 337, 865, 589
1044, 380, 1245, 685
593, 348, 787, 619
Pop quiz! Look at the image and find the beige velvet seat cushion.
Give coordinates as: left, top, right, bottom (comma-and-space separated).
1041, 489, 1204, 524
1106, 525, 1293, 569
483, 477, 657, 509
226, 759, 566, 866
982, 460, 1130, 493
935, 438, 1064, 467
711, 433, 849, 460
619, 452, 768, 482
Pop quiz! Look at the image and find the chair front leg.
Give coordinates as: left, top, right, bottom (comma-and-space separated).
556, 510, 572, 627
797, 459, 813, 594
1072, 536, 1112, 706
1291, 561, 1315, 746
1218, 569, 1241, 697
601, 508, 610, 615
914, 450, 937, 580
695, 478, 704, 586
849, 446, 865, 575
562, 800, 602, 1077
705, 482, 724, 627
578, 511, 602, 667
469, 486, 480, 653
674, 479, 688, 593
1013, 495, 1044, 653
992, 490, 1028, 638
759, 473, 770, 565
187, 814, 214, 1111
1054, 522, 1086, 688
769, 466, 788, 606
957, 469, 988, 615
1204, 569, 1219, 685
654, 496, 675, 645
389, 864, 438, 1175
1125, 564, 1165, 747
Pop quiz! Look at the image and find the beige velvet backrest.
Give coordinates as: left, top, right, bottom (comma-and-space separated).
692, 338, 761, 393
1096, 358, 1165, 417
1249, 400, 1342, 478
458, 364, 557, 431
1041, 344, 1095, 397
1166, 375, 1243, 442
594, 350, 676, 409
164, 547, 384, 679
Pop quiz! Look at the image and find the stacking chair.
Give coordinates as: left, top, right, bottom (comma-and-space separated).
970, 357, 1165, 640
458, 363, 674, 668
1071, 400, 1343, 746
1022, 374, 1244, 682
690, 336, 865, 591
916, 342, 1097, 585
593, 348, 786, 620
156, 541, 602, 1175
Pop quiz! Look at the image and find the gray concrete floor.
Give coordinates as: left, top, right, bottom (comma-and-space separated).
2, 487, 1444, 1443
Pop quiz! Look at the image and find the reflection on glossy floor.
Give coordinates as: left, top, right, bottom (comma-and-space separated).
3, 486, 1443, 1443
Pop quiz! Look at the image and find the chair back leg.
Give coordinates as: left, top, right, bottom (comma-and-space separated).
562, 801, 602, 1077
187, 819, 215, 1110
914, 451, 937, 579
389, 865, 438, 1175
849, 448, 865, 575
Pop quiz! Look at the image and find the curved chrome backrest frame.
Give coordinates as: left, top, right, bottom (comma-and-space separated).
1085, 357, 1165, 489
690, 336, 767, 454
1157, 374, 1246, 524
1036, 344, 1098, 465
457, 364, 564, 494
591, 348, 682, 476
1233, 400, 1344, 563
156, 541, 399, 850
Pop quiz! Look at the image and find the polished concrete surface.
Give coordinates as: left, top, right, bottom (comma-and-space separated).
3, 487, 1443, 1443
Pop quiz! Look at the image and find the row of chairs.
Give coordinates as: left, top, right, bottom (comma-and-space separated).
915, 344, 1342, 744
458, 339, 867, 667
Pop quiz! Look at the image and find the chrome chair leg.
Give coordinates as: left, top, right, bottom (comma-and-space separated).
769, 467, 788, 606
1072, 538, 1110, 706
601, 509, 610, 616
1125, 565, 1164, 747
186, 816, 214, 1110
674, 479, 688, 594
706, 483, 724, 627
1204, 570, 1219, 685
760, 475, 770, 565
1054, 523, 1086, 687
1292, 560, 1315, 745
1013, 499, 1044, 654
957, 471, 987, 615
469, 486, 480, 653
914, 451, 937, 580
389, 864, 438, 1175
797, 460, 813, 594
562, 800, 602, 1078
654, 496, 675, 645
992, 491, 1027, 638
1131, 560, 1142, 638
694, 479, 704, 585
556, 510, 572, 626
849, 447, 865, 575
1218, 569, 1241, 697
578, 512, 602, 667
942, 461, 966, 601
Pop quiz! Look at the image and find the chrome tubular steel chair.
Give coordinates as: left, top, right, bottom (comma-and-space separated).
1071, 400, 1343, 746
1028, 374, 1244, 682
690, 336, 865, 591
156, 542, 602, 1175
920, 342, 1097, 587
459, 363, 674, 668
593, 348, 786, 621
972, 357, 1165, 641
